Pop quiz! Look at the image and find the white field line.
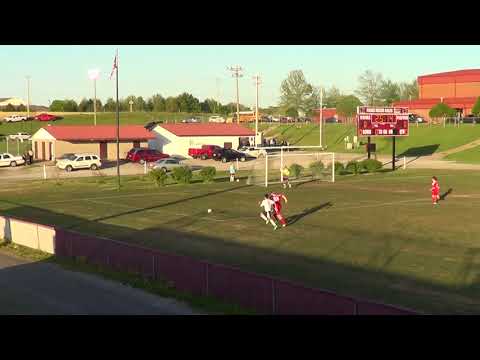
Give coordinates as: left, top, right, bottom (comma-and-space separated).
86, 199, 227, 222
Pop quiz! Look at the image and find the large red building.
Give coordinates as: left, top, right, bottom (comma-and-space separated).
394, 69, 480, 121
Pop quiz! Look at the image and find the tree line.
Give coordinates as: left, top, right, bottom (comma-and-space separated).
278, 69, 419, 119
48, 93, 251, 115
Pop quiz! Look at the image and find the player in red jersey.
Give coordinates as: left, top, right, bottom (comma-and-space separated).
269, 192, 288, 227
431, 176, 440, 205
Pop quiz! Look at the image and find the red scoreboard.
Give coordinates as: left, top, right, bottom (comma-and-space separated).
357, 106, 409, 137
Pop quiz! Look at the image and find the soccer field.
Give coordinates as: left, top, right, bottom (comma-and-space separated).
1, 169, 479, 314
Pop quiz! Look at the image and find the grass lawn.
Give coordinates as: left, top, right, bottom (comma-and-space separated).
444, 145, 480, 164
1, 169, 479, 314
264, 123, 480, 158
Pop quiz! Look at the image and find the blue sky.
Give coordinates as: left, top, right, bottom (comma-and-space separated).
1, 45, 480, 107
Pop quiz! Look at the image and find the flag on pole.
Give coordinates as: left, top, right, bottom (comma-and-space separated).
110, 51, 118, 80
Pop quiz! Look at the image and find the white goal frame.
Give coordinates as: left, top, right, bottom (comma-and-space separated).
253, 146, 335, 187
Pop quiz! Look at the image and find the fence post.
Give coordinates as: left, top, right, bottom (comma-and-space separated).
43, 164, 47, 180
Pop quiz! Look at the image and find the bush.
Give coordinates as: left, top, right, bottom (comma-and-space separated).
359, 159, 383, 173
172, 166, 193, 184
199, 166, 216, 183
289, 163, 304, 178
309, 161, 324, 178
345, 160, 359, 175
148, 169, 168, 187
327, 161, 344, 175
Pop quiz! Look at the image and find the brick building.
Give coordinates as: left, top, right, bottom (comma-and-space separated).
394, 69, 480, 121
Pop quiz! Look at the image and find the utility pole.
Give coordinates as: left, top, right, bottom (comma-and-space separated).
228, 66, 243, 124
215, 77, 220, 114
93, 78, 97, 125
253, 74, 261, 144
319, 87, 323, 148
26, 76, 31, 119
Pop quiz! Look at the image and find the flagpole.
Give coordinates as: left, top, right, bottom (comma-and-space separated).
115, 49, 120, 190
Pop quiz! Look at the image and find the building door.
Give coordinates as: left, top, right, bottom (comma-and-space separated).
41, 142, 46, 160
48, 142, 53, 160
34, 142, 38, 159
133, 141, 140, 148
224, 142, 232, 149
99, 142, 108, 160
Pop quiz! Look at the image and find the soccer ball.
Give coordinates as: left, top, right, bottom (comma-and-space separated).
236, 179, 240, 182
208, 209, 212, 213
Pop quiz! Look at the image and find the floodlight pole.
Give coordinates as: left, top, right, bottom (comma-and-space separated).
26, 76, 31, 120
253, 74, 261, 145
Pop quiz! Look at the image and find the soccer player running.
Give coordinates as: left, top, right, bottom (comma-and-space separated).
259, 194, 278, 230
269, 192, 288, 227
282, 166, 291, 189
431, 176, 440, 205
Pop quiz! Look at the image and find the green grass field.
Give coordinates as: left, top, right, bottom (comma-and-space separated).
265, 123, 480, 159
445, 146, 480, 164
1, 169, 480, 314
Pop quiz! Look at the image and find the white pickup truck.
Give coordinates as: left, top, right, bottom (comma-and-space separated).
4, 115, 27, 122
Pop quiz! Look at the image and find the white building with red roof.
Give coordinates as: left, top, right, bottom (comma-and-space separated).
151, 123, 257, 158
31, 125, 155, 161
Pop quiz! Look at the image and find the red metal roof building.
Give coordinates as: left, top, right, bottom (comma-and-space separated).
159, 123, 255, 137
394, 69, 480, 121
31, 125, 155, 161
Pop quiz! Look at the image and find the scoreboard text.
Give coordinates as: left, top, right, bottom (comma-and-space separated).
357, 106, 409, 137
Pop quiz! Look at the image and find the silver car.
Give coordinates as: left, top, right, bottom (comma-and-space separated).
150, 158, 184, 172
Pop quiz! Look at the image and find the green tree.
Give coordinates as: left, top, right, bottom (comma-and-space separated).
17, 104, 26, 112
336, 95, 362, 118
379, 79, 400, 106
355, 70, 384, 106
165, 96, 179, 112
177, 93, 201, 112
280, 70, 318, 115
399, 79, 419, 100
5, 104, 15, 111
471, 97, 480, 116
429, 103, 456, 118
286, 107, 298, 118
136, 96, 146, 111
104, 98, 116, 112
63, 99, 78, 112
324, 86, 343, 108
78, 98, 89, 112
50, 100, 65, 112
150, 94, 166, 112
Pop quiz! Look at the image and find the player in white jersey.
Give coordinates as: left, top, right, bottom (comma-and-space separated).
259, 193, 278, 230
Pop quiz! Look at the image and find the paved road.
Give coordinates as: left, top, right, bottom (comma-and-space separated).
0, 250, 202, 315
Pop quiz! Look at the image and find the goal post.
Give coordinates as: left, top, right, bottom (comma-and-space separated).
247, 145, 335, 187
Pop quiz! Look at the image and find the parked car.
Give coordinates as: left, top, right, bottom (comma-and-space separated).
208, 115, 226, 123
237, 146, 266, 158
149, 158, 184, 172
408, 114, 424, 123
4, 115, 27, 123
188, 145, 222, 159
325, 117, 338, 123
182, 117, 201, 123
0, 153, 25, 167
56, 153, 101, 172
126, 147, 169, 164
9, 132, 31, 142
212, 148, 247, 163
34, 113, 58, 122
144, 121, 163, 131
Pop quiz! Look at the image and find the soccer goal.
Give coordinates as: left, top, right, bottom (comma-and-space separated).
247, 146, 336, 187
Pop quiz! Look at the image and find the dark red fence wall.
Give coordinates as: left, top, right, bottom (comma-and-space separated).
54, 228, 418, 315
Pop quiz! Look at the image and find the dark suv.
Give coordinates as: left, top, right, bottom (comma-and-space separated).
212, 148, 247, 163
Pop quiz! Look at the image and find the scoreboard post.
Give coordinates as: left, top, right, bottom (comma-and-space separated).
356, 106, 409, 170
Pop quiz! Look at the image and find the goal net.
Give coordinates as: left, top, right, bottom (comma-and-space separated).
247, 146, 335, 187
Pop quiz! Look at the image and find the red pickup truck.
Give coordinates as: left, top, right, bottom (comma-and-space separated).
188, 145, 222, 160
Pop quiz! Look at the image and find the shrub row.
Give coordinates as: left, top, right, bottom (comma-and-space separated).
148, 166, 217, 187
287, 158, 383, 179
